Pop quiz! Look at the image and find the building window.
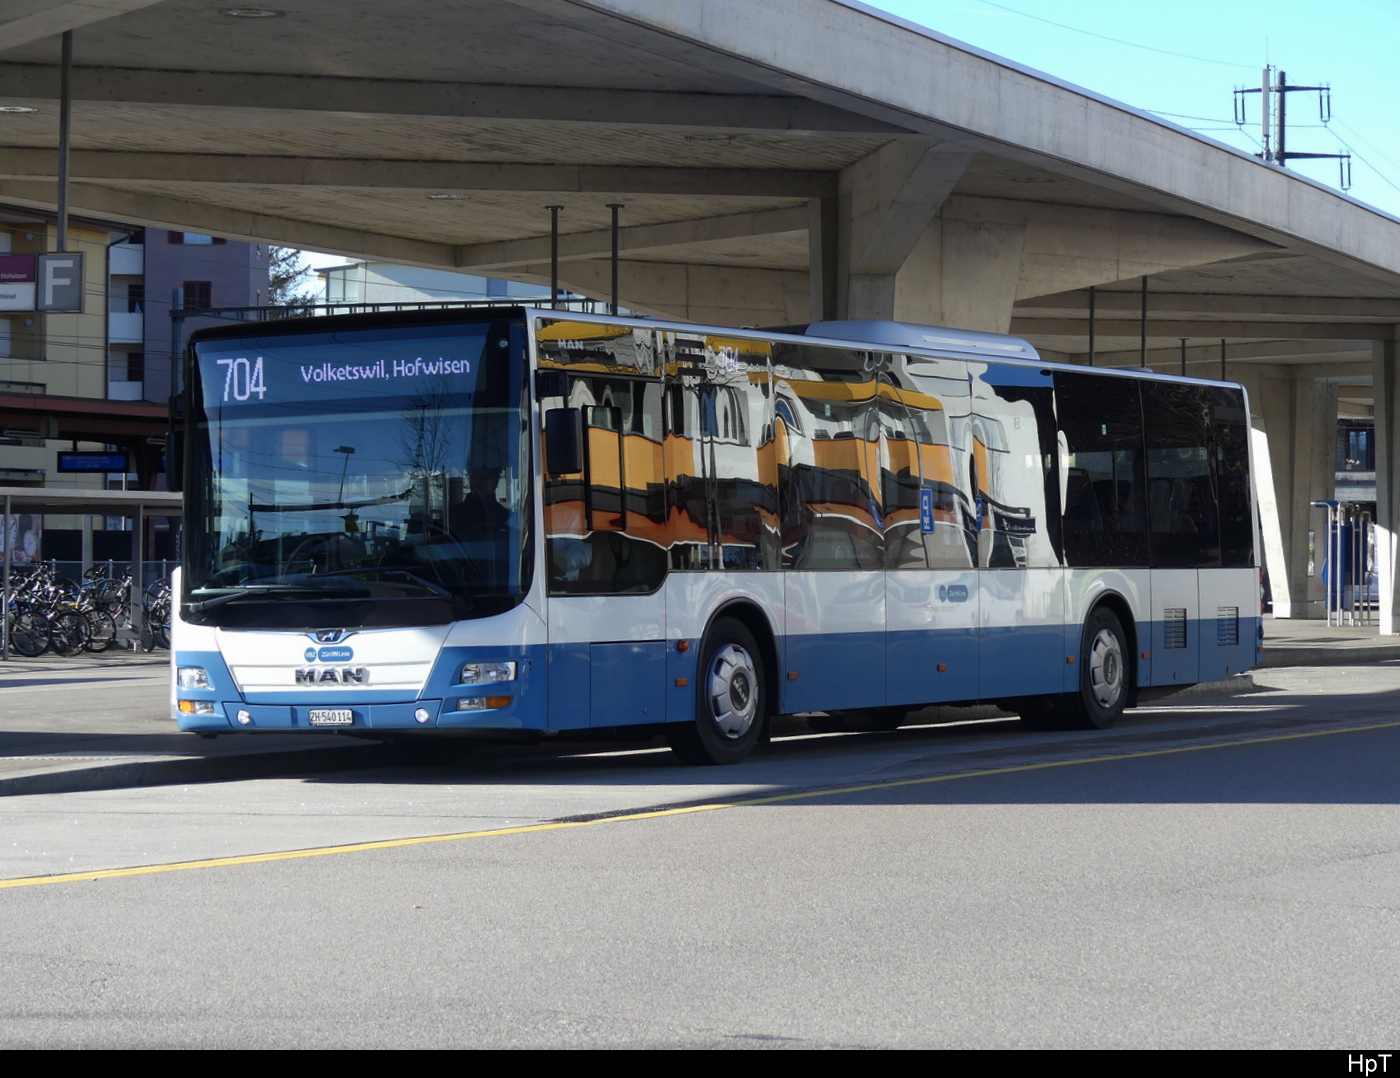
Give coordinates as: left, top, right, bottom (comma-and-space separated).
126, 283, 144, 314
1338, 425, 1374, 472
167, 231, 226, 245
182, 281, 212, 308
128, 352, 145, 382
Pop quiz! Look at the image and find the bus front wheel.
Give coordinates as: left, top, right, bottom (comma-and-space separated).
667, 618, 765, 765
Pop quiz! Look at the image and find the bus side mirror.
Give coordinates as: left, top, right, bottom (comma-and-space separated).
544, 408, 584, 475
166, 430, 183, 492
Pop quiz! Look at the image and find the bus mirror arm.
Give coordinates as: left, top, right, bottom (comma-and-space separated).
544, 408, 585, 476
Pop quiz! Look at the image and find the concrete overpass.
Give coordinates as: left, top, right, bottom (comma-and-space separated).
3, 0, 1400, 628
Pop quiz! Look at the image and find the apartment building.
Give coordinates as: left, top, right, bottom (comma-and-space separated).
0, 205, 266, 561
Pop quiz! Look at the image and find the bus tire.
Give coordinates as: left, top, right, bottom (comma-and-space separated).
1067, 606, 1129, 730
667, 618, 765, 765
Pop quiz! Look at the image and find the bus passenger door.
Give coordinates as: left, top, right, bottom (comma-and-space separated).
881, 358, 979, 706
971, 364, 1068, 703
778, 353, 886, 713
540, 368, 669, 730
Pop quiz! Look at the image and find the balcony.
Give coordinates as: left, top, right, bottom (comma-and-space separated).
109, 243, 143, 276
109, 312, 143, 344
107, 380, 144, 401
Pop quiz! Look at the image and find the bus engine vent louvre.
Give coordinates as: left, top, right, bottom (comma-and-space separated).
1216, 606, 1239, 646
1163, 608, 1188, 649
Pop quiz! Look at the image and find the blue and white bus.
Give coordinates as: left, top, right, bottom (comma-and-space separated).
172, 307, 1259, 763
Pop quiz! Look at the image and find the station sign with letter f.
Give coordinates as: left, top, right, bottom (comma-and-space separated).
38, 252, 84, 312
0, 253, 84, 312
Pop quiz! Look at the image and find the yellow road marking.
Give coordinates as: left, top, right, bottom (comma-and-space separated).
2, 718, 1396, 890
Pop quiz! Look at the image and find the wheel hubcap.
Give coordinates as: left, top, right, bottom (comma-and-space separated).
706, 643, 758, 739
1088, 628, 1123, 709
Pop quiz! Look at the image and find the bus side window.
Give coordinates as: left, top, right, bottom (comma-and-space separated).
1054, 372, 1148, 568
1142, 381, 1219, 569
779, 346, 883, 571
1210, 386, 1254, 569
707, 375, 779, 572
545, 375, 668, 594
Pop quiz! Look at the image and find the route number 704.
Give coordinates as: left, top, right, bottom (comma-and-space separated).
216, 356, 267, 402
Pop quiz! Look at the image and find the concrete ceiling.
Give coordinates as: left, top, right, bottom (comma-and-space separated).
1, 0, 1398, 393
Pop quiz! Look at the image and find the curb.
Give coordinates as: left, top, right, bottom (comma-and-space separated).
1258, 647, 1400, 668
1140, 673, 1259, 699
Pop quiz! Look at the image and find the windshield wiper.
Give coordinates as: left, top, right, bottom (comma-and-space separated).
309, 566, 458, 601
185, 583, 366, 613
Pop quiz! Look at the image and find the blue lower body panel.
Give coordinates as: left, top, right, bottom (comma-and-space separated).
177, 609, 1261, 736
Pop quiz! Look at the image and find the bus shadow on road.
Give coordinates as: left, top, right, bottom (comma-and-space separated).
293, 682, 1400, 806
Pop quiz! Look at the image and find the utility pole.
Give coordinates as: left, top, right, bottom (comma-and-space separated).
1235, 67, 1351, 188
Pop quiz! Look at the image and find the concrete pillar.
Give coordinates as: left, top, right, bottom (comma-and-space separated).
807, 197, 837, 321
1257, 372, 1338, 618
892, 217, 1027, 333
836, 142, 972, 321
1373, 332, 1400, 633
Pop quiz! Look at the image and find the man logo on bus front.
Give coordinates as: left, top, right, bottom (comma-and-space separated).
312, 629, 352, 644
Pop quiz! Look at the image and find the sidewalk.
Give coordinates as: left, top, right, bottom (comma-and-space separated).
2, 615, 1398, 797
1254, 614, 1400, 667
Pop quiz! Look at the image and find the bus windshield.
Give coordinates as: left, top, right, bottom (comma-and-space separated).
183, 318, 530, 628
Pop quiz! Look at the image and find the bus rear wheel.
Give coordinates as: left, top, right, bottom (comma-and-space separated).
1065, 607, 1128, 729
667, 618, 765, 765
1016, 607, 1129, 731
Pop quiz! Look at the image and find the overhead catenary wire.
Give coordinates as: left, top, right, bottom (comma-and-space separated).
972, 0, 1258, 71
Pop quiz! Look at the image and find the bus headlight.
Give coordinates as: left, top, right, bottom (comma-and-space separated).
460, 661, 516, 684
178, 700, 216, 715
177, 667, 210, 689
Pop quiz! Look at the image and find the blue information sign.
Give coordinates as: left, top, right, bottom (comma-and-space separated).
57, 452, 130, 473
919, 488, 936, 533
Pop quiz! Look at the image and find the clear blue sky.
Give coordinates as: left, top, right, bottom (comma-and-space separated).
865, 0, 1400, 218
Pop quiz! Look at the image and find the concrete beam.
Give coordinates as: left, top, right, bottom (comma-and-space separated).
509, 258, 810, 326
1092, 358, 1372, 383
1086, 339, 1370, 368
937, 197, 1278, 299
455, 205, 808, 269
0, 180, 452, 266
0, 63, 913, 135
0, 147, 836, 198
1271, 362, 1375, 381
0, 2, 165, 52
866, 195, 1277, 333
1012, 318, 1390, 341
1021, 290, 1400, 320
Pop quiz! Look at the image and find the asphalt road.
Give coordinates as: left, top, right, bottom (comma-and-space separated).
1, 665, 1398, 1048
